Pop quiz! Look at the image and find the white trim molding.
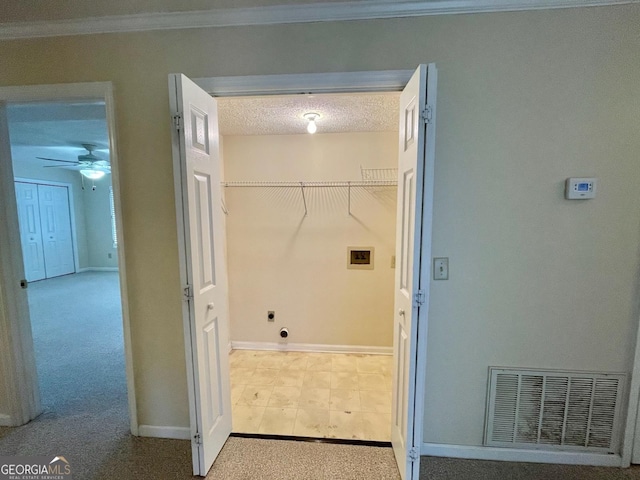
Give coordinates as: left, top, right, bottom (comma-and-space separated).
195, 70, 413, 96
0, 0, 637, 40
138, 425, 191, 440
231, 341, 392, 355
421, 443, 623, 467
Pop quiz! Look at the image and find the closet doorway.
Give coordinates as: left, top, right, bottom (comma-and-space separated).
217, 94, 399, 443
171, 65, 437, 480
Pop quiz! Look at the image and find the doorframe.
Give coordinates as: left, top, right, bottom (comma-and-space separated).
0, 82, 138, 434
14, 177, 82, 275
190, 68, 432, 462
623, 312, 640, 465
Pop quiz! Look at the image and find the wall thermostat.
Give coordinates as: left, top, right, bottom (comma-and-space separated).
565, 178, 597, 199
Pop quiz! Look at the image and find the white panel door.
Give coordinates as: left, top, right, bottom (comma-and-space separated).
392, 64, 437, 480
169, 73, 232, 477
15, 182, 46, 282
38, 184, 75, 278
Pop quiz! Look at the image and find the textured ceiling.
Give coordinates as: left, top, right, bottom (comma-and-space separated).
7, 102, 110, 167
217, 92, 399, 136
8, 102, 109, 149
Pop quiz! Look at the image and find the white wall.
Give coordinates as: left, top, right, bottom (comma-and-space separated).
223, 132, 397, 347
82, 180, 119, 269
0, 5, 638, 438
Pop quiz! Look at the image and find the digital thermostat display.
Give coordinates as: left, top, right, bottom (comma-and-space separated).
565, 178, 597, 199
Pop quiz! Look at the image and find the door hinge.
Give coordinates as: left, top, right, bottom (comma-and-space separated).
172, 114, 183, 132
414, 290, 426, 307
194, 433, 202, 445
183, 285, 193, 302
421, 105, 433, 124
409, 447, 420, 462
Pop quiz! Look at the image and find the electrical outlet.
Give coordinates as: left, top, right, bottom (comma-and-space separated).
267, 311, 275, 322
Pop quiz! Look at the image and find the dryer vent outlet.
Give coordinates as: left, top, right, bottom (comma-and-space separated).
279, 328, 289, 339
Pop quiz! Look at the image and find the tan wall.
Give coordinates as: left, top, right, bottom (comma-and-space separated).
0, 5, 638, 442
223, 132, 397, 347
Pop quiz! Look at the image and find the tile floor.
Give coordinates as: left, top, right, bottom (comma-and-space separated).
230, 350, 393, 441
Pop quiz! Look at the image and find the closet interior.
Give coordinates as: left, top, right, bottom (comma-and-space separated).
217, 91, 400, 441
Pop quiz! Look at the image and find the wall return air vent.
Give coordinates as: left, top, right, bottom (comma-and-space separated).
485, 367, 625, 453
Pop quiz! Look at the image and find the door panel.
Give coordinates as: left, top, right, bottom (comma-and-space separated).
193, 173, 216, 288
38, 184, 75, 279
169, 73, 232, 477
392, 64, 437, 480
15, 182, 45, 282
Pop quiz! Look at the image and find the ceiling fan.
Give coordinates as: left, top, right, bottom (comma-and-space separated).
38, 143, 111, 180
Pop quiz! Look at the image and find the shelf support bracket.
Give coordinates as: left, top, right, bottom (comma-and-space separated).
300, 182, 308, 216
348, 181, 352, 216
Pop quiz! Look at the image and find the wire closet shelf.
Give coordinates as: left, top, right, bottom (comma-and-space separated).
221, 168, 398, 216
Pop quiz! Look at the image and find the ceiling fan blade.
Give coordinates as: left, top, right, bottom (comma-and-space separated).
43, 165, 70, 168
36, 157, 80, 164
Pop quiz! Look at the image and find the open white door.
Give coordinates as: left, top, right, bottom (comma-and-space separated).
391, 64, 437, 480
169, 74, 232, 477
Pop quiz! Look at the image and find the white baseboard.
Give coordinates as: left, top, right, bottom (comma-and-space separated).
77, 267, 119, 273
421, 443, 623, 467
138, 425, 191, 440
231, 341, 392, 355
0, 414, 12, 426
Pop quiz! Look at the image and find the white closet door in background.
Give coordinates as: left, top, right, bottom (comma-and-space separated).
15, 182, 46, 282
37, 184, 75, 279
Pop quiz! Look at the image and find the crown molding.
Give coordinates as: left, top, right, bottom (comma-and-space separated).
0, 0, 637, 41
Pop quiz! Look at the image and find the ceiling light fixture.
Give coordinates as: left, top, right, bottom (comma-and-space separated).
80, 169, 106, 180
304, 112, 320, 134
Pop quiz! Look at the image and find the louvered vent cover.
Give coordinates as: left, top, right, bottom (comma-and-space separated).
485, 368, 625, 453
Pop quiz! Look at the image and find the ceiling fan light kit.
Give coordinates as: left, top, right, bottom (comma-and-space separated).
36, 143, 111, 183
80, 169, 106, 180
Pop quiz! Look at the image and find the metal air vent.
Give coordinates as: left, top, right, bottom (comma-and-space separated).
485, 367, 625, 453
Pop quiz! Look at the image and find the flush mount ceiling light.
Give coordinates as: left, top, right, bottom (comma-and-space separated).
303, 112, 320, 134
